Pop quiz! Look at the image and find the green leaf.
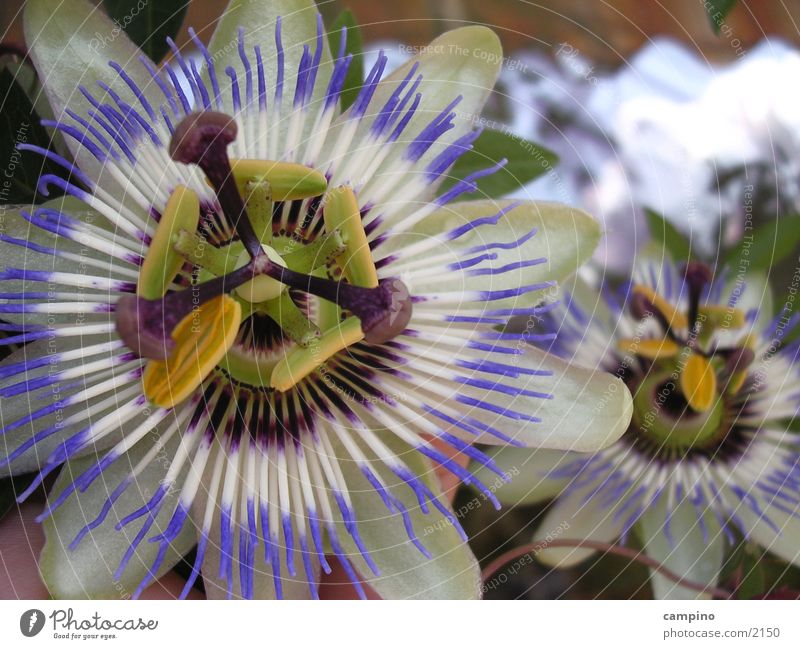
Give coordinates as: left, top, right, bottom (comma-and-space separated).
705, 0, 737, 34
644, 208, 693, 263
438, 129, 559, 199
0, 68, 63, 205
737, 550, 767, 599
760, 553, 800, 595
0, 54, 54, 123
783, 417, 800, 433
723, 215, 800, 273
718, 537, 746, 583
102, 0, 189, 63
328, 9, 364, 111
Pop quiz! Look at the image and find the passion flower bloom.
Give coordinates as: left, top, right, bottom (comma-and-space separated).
0, 0, 631, 599
477, 256, 800, 598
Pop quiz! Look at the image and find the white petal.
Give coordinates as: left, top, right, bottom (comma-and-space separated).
469, 447, 577, 506
638, 497, 725, 599
24, 0, 164, 205
206, 0, 332, 158
381, 200, 601, 308
389, 339, 632, 451
535, 487, 626, 568
0, 337, 143, 477
328, 434, 481, 599
39, 425, 196, 598
736, 496, 800, 567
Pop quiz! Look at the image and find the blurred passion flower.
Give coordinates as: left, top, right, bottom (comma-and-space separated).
0, 0, 632, 599
477, 255, 800, 598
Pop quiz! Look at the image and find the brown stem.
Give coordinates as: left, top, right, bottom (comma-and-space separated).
168, 111, 265, 260
481, 538, 733, 599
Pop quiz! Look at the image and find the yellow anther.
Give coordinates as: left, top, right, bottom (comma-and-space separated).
228, 159, 327, 201
680, 353, 718, 412
697, 304, 746, 331
632, 285, 689, 330
738, 333, 758, 350
138, 185, 199, 299
618, 337, 680, 360
270, 316, 364, 392
234, 246, 287, 303
143, 295, 242, 408
322, 185, 378, 288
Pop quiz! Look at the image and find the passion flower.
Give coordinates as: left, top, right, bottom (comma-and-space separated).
0, 0, 631, 599
478, 255, 800, 598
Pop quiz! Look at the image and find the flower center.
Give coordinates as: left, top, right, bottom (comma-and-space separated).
234, 245, 288, 303
631, 368, 726, 452
616, 261, 756, 454
116, 111, 413, 408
